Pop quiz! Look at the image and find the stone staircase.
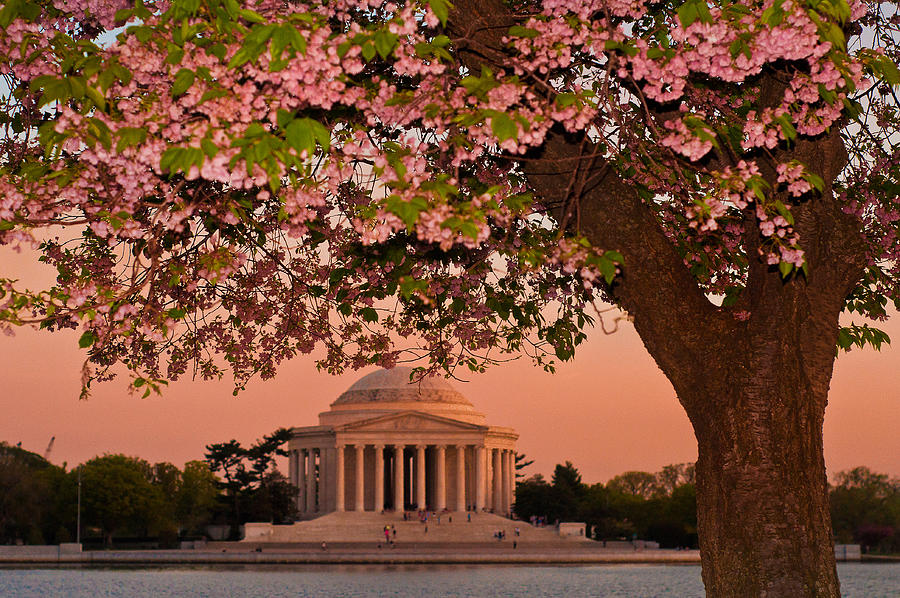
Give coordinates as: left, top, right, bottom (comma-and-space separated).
243, 511, 588, 545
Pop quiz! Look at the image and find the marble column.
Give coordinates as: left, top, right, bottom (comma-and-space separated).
455, 444, 466, 512
475, 446, 485, 511
492, 448, 502, 512
323, 448, 334, 512
501, 449, 511, 515
305, 449, 316, 513
295, 450, 305, 512
289, 450, 297, 487
393, 444, 405, 512
435, 445, 446, 511
335, 445, 345, 512
507, 450, 516, 514
354, 444, 365, 512
416, 445, 427, 509
373, 445, 385, 512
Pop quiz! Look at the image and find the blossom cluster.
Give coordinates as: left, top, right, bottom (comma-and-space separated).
0, 0, 896, 392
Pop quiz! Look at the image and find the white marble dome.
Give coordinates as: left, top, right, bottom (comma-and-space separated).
319, 367, 486, 426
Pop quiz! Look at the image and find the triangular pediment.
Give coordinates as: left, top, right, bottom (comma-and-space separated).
337, 411, 485, 433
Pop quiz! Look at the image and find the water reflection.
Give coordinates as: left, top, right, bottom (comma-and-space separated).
0, 563, 897, 597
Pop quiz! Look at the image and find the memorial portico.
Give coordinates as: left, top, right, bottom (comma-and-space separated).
287, 368, 518, 518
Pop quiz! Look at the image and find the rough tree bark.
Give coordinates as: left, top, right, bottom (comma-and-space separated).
448, 2, 869, 595
686, 337, 839, 597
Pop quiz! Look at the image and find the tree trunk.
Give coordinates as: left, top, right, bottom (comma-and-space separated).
686, 379, 838, 596
664, 299, 844, 597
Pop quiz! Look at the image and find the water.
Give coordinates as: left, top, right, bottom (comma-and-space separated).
0, 563, 897, 597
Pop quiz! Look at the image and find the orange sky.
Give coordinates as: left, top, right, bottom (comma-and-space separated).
1, 248, 898, 483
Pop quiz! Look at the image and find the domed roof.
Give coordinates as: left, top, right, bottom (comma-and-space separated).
331, 367, 473, 407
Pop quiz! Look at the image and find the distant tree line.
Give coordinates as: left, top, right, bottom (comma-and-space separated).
0, 428, 295, 546
2, 439, 897, 553
514, 460, 900, 553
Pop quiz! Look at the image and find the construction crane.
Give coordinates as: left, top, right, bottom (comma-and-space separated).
43, 436, 55, 460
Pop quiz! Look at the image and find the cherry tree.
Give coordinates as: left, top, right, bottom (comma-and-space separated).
2, 0, 899, 594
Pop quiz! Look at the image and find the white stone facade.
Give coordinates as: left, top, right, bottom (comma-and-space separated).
287, 368, 518, 518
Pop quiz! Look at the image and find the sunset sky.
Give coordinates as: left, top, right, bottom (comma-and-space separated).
2, 244, 898, 483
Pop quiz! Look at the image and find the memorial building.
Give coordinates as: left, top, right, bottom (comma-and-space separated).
286, 367, 518, 518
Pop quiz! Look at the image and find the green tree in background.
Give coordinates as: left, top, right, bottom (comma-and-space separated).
514, 474, 555, 523
514, 453, 534, 481
516, 461, 699, 547
204, 439, 250, 539
79, 455, 166, 545
607, 471, 662, 499
176, 461, 220, 536
205, 428, 296, 538
0, 442, 57, 544
830, 466, 900, 553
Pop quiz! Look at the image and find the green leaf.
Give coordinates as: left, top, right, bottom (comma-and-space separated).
555, 92, 577, 108
677, 1, 699, 27
285, 119, 315, 156
677, 0, 713, 27
276, 109, 294, 128
78, 330, 97, 348
270, 25, 292, 62
778, 260, 793, 278
310, 119, 331, 152
228, 48, 253, 69
879, 56, 900, 86
598, 257, 616, 283
84, 86, 106, 110
166, 44, 185, 65
457, 220, 480, 240
0, 0, 23, 28
160, 146, 204, 173
86, 117, 112, 150
824, 22, 846, 50
428, 0, 450, 26
508, 25, 539, 39
399, 276, 429, 300
696, 0, 713, 23
374, 30, 399, 59
198, 89, 228, 105
385, 195, 429, 228
489, 112, 518, 143
208, 43, 227, 61
201, 137, 219, 157
116, 126, 148, 152
361, 41, 376, 62
805, 172, 825, 192
773, 200, 795, 225
172, 68, 195, 97
240, 8, 266, 23
837, 327, 852, 349
761, 3, 785, 26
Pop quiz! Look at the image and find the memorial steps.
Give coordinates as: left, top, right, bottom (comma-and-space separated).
241, 511, 589, 545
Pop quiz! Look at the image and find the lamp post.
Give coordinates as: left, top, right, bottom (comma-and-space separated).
76, 465, 81, 545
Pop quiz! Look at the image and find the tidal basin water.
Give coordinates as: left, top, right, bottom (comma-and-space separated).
1, 563, 897, 597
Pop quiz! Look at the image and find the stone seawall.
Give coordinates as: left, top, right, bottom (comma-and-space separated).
0, 544, 700, 566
